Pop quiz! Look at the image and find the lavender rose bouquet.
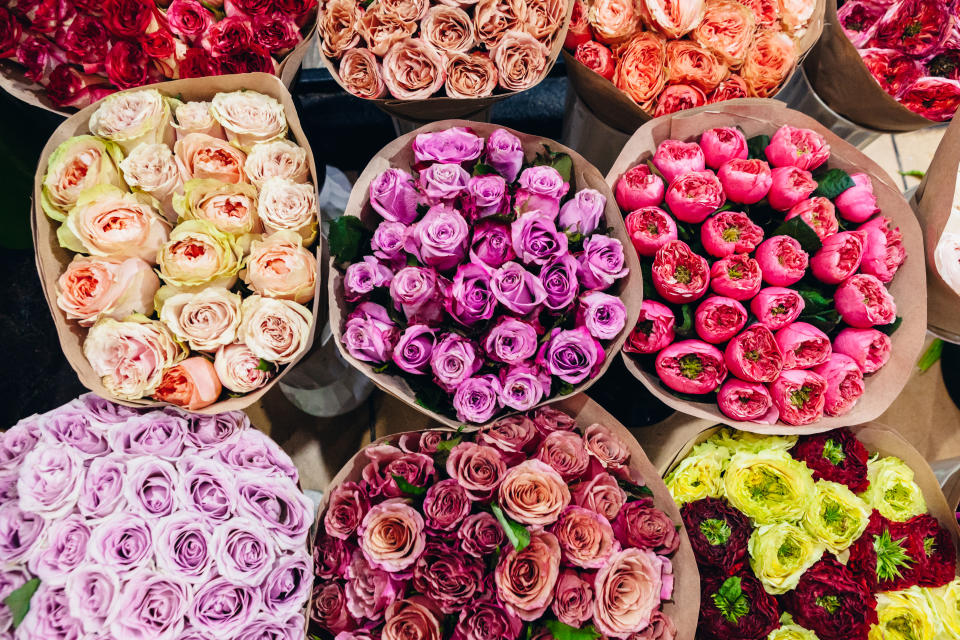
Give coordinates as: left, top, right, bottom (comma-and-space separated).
0, 393, 312, 640
330, 123, 637, 426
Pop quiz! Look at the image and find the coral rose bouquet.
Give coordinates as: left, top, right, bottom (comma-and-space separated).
608, 100, 925, 432
309, 398, 699, 640
329, 122, 639, 427
33, 76, 320, 412
0, 393, 313, 640
665, 425, 960, 640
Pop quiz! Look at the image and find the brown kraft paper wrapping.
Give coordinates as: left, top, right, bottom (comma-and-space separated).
310, 393, 701, 640
564, 0, 825, 135
31, 72, 322, 414
911, 116, 960, 340
329, 119, 643, 430
317, 0, 573, 123
803, 0, 936, 133
605, 98, 927, 435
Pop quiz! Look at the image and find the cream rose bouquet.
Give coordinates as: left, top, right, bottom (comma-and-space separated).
36, 81, 319, 412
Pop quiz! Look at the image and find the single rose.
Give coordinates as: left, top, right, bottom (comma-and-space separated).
153, 357, 222, 410
769, 369, 828, 426
692, 0, 755, 66
810, 230, 865, 284
174, 101, 223, 139
835, 274, 896, 328
741, 29, 796, 97
717, 158, 772, 205
755, 235, 808, 286
40, 135, 124, 222
653, 139, 706, 184
383, 597, 441, 640
695, 295, 747, 344
664, 170, 725, 223
445, 52, 499, 98
665, 40, 726, 92
724, 323, 783, 383
383, 38, 446, 99
89, 88, 174, 154
257, 177, 318, 243
614, 33, 668, 110
359, 498, 427, 573
833, 327, 891, 373
539, 326, 604, 384
458, 512, 506, 558
190, 577, 257, 636
88, 512, 154, 572
860, 215, 906, 283
593, 548, 670, 638
245, 139, 310, 189
616, 163, 666, 211
119, 143, 183, 221
239, 295, 313, 364
575, 41, 615, 80
499, 458, 571, 525
699, 126, 748, 169
57, 255, 160, 327
495, 531, 562, 620
579, 234, 629, 289
700, 210, 764, 257
263, 552, 313, 618
343, 301, 398, 364
652, 240, 710, 304
64, 565, 121, 634
717, 378, 777, 423
812, 353, 865, 417
499, 364, 550, 410
454, 603, 521, 640
553, 505, 619, 568
17, 442, 84, 519
625, 206, 677, 257
27, 514, 91, 584
214, 343, 272, 393
175, 132, 248, 183
775, 321, 832, 370
614, 501, 680, 554
765, 125, 830, 171
654, 84, 707, 116
413, 541, 486, 614
624, 299, 675, 354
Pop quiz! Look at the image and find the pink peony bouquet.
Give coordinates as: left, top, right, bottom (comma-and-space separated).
837, 0, 960, 122
37, 85, 319, 411
309, 405, 683, 640
615, 123, 908, 427
331, 124, 636, 426
0, 0, 316, 110
0, 393, 313, 640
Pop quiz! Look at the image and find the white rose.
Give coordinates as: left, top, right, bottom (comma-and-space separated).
214, 343, 273, 393
210, 90, 288, 152
174, 101, 225, 139
159, 287, 243, 352
89, 89, 176, 154
244, 140, 310, 190
239, 295, 313, 364
258, 177, 318, 243
83, 317, 186, 399
119, 143, 184, 222
936, 231, 960, 296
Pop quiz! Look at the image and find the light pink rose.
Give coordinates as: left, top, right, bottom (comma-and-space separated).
536, 431, 590, 482
572, 471, 628, 520
243, 232, 317, 306
491, 30, 549, 91
583, 422, 630, 471
552, 570, 594, 628
445, 52, 499, 98
339, 48, 388, 98
531, 406, 577, 434
383, 38, 446, 99
498, 459, 571, 526
56, 255, 160, 327
359, 498, 427, 573
813, 353, 865, 417
477, 415, 539, 465
495, 531, 562, 621
213, 343, 272, 393
553, 505, 620, 568
593, 548, 668, 638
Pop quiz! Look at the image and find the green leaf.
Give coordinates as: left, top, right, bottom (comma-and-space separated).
473, 162, 498, 177
456, 424, 466, 433
899, 170, 925, 179
557, 381, 576, 396
645, 159, 667, 182
491, 503, 531, 551
372, 362, 390, 374
802, 309, 841, 334
747, 135, 770, 161
416, 203, 430, 215
674, 304, 695, 338
5, 578, 39, 628
918, 338, 944, 373
392, 475, 427, 496
715, 202, 736, 213
797, 288, 833, 315
412, 382, 450, 416
532, 146, 573, 183
712, 576, 750, 624
876, 316, 903, 336
814, 168, 856, 200
771, 216, 822, 254
544, 621, 601, 640
329, 216, 368, 264
618, 478, 654, 502
435, 436, 462, 452
256, 358, 273, 372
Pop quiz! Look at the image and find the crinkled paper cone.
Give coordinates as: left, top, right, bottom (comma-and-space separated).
310, 393, 700, 640
318, 0, 573, 122
911, 116, 960, 340
31, 72, 322, 414
606, 98, 927, 435
663, 422, 960, 559
803, 0, 936, 132
564, 0, 826, 135
329, 119, 642, 430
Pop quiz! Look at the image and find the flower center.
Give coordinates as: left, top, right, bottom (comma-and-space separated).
873, 529, 914, 582
678, 354, 703, 379
789, 384, 813, 409
675, 264, 692, 284
699, 518, 732, 546
816, 594, 841, 615
721, 226, 740, 243
822, 438, 846, 465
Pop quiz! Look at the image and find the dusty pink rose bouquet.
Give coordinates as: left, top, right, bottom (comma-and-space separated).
0, 393, 313, 640
309, 406, 679, 640
616, 124, 906, 426
331, 126, 632, 426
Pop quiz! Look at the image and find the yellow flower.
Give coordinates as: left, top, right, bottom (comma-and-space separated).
724, 450, 815, 524
801, 480, 871, 555
860, 456, 926, 522
768, 622, 819, 640
925, 579, 960, 639
749, 523, 825, 595
870, 588, 941, 640
708, 428, 799, 456
665, 441, 730, 507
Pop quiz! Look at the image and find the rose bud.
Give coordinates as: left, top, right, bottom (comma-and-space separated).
717, 158, 772, 205
834, 173, 879, 223
153, 357, 222, 411
499, 365, 550, 411
812, 353, 865, 417
615, 164, 666, 211
786, 197, 839, 241
664, 170, 725, 223
565, 0, 593, 48
770, 369, 828, 426
750, 287, 806, 331
764, 126, 830, 171
624, 206, 677, 257
405, 204, 470, 271
431, 333, 481, 392
578, 235, 629, 289
470, 219, 515, 270
810, 231, 865, 284
486, 128, 524, 183
755, 235, 809, 286
835, 274, 896, 328
860, 216, 906, 283
485, 318, 538, 364
724, 324, 783, 383
775, 322, 832, 370
574, 41, 615, 80
623, 300, 675, 354
768, 166, 816, 211
369, 168, 419, 224
652, 240, 711, 304
465, 175, 509, 220
392, 325, 437, 375
695, 296, 747, 344
700, 210, 764, 257
699, 127, 748, 170
833, 328, 891, 374
652, 139, 706, 184
541, 254, 580, 310
446, 263, 496, 326
717, 379, 778, 423
709, 254, 762, 300
390, 266, 443, 325
558, 188, 606, 235
655, 339, 728, 394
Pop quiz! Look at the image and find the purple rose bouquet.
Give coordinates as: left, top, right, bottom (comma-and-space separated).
331, 124, 637, 426
0, 393, 312, 640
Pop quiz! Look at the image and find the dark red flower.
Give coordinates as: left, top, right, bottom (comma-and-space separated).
859, 48, 924, 97
791, 428, 869, 493
17, 0, 70, 34
0, 8, 22, 59
252, 13, 301, 55
313, 527, 352, 581
908, 513, 957, 588
102, 0, 156, 40
167, 0, 214, 43
272, 0, 317, 25
925, 50, 960, 81
847, 511, 923, 592
142, 29, 175, 59
215, 48, 276, 74
200, 15, 254, 56
226, 0, 276, 16
412, 540, 486, 615
781, 555, 878, 640
56, 14, 108, 74
46, 63, 114, 108
869, 0, 951, 58
16, 36, 57, 84
179, 47, 218, 78
681, 497, 750, 574
106, 40, 157, 89
699, 573, 779, 640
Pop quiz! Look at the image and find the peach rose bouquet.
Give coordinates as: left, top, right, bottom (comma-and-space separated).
309, 405, 682, 640
40, 87, 319, 411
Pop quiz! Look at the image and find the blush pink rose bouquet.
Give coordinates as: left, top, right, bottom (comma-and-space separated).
0, 393, 312, 640
309, 405, 685, 640
614, 122, 909, 428
331, 124, 637, 426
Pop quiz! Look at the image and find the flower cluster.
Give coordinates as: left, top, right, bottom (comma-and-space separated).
616, 124, 906, 426
335, 126, 630, 425
310, 406, 680, 640
666, 427, 958, 640
0, 393, 313, 640
317, 0, 566, 100
563, 0, 816, 116
0, 0, 316, 109
42, 88, 318, 409
838, 0, 960, 122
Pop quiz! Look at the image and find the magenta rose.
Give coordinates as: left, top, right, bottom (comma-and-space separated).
540, 254, 580, 310
345, 551, 402, 621
786, 197, 839, 241
359, 498, 427, 573
419, 163, 469, 205
470, 219, 515, 269
477, 415, 539, 464
492, 261, 548, 314
553, 505, 620, 568
614, 501, 680, 554
530, 406, 577, 434
344, 302, 398, 364
616, 164, 666, 211
768, 166, 817, 211
373, 221, 408, 268
652, 139, 706, 183
370, 168, 419, 224
700, 127, 748, 169
756, 235, 808, 286
765, 126, 830, 171
775, 321, 832, 369
695, 296, 747, 344
656, 339, 728, 394
485, 318, 538, 364
390, 267, 444, 325
431, 333, 481, 391
446, 263, 496, 326
311, 581, 354, 633
453, 602, 521, 640
486, 128, 525, 183
813, 352, 865, 417
559, 188, 607, 235
168, 0, 214, 42
625, 206, 678, 257
811, 230, 865, 284
362, 444, 436, 498
835, 173, 879, 223
413, 127, 484, 164
551, 570, 594, 628
835, 274, 896, 328
465, 174, 509, 219
511, 212, 568, 266
833, 327, 891, 373
405, 204, 469, 270
538, 326, 604, 384
624, 300, 675, 354
457, 512, 506, 557
710, 254, 762, 300
453, 374, 502, 428
770, 369, 828, 426
578, 291, 627, 340
652, 240, 710, 304
579, 234, 629, 289
314, 528, 351, 581
499, 365, 550, 410
665, 170, 725, 223
860, 215, 906, 283
423, 478, 472, 531
750, 286, 806, 331
700, 210, 764, 258
446, 441, 507, 499
717, 378, 778, 423
718, 158, 773, 205
516, 166, 570, 218
413, 541, 485, 614
345, 256, 393, 302
536, 431, 589, 482
392, 324, 437, 375
724, 324, 783, 383
325, 480, 370, 540
572, 471, 627, 520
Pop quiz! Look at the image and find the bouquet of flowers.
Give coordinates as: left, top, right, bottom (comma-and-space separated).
33, 77, 320, 412
665, 426, 960, 640
0, 0, 317, 113
329, 122, 639, 428
309, 398, 699, 640
608, 100, 925, 432
0, 393, 313, 640
560, 0, 824, 132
